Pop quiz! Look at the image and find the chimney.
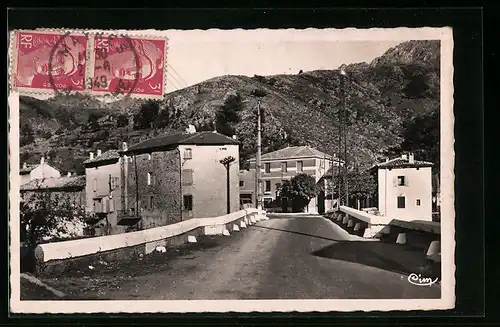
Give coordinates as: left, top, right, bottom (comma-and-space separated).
385, 158, 389, 163
67, 172, 72, 177
22, 162, 27, 169
409, 153, 415, 164
97, 149, 102, 157
401, 154, 408, 160
122, 142, 128, 151
40, 157, 45, 165
90, 152, 94, 160
232, 135, 237, 140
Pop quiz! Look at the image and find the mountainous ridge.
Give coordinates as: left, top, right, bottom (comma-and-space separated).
18, 40, 440, 175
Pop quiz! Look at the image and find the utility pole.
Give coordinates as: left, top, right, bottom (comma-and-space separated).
256, 100, 263, 210
337, 70, 344, 209
342, 69, 349, 208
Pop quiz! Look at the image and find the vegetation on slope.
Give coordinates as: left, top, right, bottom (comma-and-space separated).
19, 40, 440, 175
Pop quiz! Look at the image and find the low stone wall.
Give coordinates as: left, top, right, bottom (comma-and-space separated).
35, 209, 267, 276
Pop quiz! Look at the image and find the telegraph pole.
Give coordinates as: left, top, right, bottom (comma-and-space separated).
341, 68, 349, 208
256, 100, 263, 210
337, 71, 344, 209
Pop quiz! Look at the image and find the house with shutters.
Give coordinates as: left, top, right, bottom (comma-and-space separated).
20, 157, 61, 185
83, 149, 124, 236
244, 146, 341, 213
119, 130, 240, 231
370, 153, 433, 222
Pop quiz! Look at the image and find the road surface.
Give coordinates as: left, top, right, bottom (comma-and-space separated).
48, 216, 440, 300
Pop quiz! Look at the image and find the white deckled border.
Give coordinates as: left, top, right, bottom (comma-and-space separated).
9, 26, 455, 313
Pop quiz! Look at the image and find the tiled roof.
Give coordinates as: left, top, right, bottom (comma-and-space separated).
248, 146, 335, 162
372, 157, 433, 169
21, 175, 85, 192
83, 150, 120, 166
124, 132, 238, 155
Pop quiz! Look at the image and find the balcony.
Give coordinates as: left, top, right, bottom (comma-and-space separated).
117, 209, 141, 226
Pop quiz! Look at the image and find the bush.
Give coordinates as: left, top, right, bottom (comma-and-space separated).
20, 191, 95, 249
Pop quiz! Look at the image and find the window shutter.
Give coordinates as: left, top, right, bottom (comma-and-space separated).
109, 198, 115, 212
393, 176, 398, 187
405, 176, 409, 187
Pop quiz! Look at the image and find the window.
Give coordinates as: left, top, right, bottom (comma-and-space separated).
93, 178, 97, 192
265, 180, 271, 192
281, 162, 287, 173
183, 169, 193, 185
397, 176, 406, 186
296, 161, 303, 172
183, 195, 193, 211
147, 154, 152, 160
264, 163, 271, 173
109, 197, 115, 212
149, 195, 154, 210
147, 172, 153, 186
239, 180, 244, 187
397, 196, 406, 208
184, 148, 192, 159
416, 199, 421, 206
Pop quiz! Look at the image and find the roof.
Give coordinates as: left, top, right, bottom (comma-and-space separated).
83, 150, 120, 167
248, 146, 335, 162
21, 175, 86, 192
319, 165, 349, 179
371, 156, 434, 170
123, 132, 238, 155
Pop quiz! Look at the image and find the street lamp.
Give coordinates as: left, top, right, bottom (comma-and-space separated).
220, 156, 236, 214
338, 64, 348, 208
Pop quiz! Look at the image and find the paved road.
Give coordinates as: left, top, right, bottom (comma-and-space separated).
81, 216, 440, 300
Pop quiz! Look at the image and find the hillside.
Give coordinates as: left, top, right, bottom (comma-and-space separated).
18, 40, 440, 175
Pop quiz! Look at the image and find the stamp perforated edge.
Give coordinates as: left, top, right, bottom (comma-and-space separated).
8, 28, 169, 100
8, 29, 91, 97
85, 31, 169, 100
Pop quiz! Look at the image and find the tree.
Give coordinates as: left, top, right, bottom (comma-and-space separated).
386, 109, 439, 173
116, 114, 129, 128
133, 100, 160, 130
20, 123, 35, 146
280, 173, 318, 212
215, 91, 243, 136
87, 113, 100, 131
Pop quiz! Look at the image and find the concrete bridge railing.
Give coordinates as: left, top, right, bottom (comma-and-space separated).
35, 208, 268, 276
325, 206, 441, 263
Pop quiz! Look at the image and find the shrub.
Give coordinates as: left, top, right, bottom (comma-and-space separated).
281, 173, 318, 212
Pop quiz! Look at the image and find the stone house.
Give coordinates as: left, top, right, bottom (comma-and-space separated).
20, 157, 60, 185
120, 131, 240, 230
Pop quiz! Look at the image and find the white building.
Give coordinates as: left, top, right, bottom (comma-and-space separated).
20, 157, 61, 185
372, 153, 433, 222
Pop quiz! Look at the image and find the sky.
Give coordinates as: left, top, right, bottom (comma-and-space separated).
163, 29, 403, 93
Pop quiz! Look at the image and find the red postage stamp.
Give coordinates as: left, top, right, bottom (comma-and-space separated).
10, 30, 87, 94
89, 34, 167, 98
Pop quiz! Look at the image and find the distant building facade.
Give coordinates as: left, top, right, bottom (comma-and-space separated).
244, 146, 340, 213
120, 131, 240, 230
20, 157, 60, 185
83, 149, 124, 236
20, 174, 86, 206
371, 153, 433, 221
239, 169, 256, 208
